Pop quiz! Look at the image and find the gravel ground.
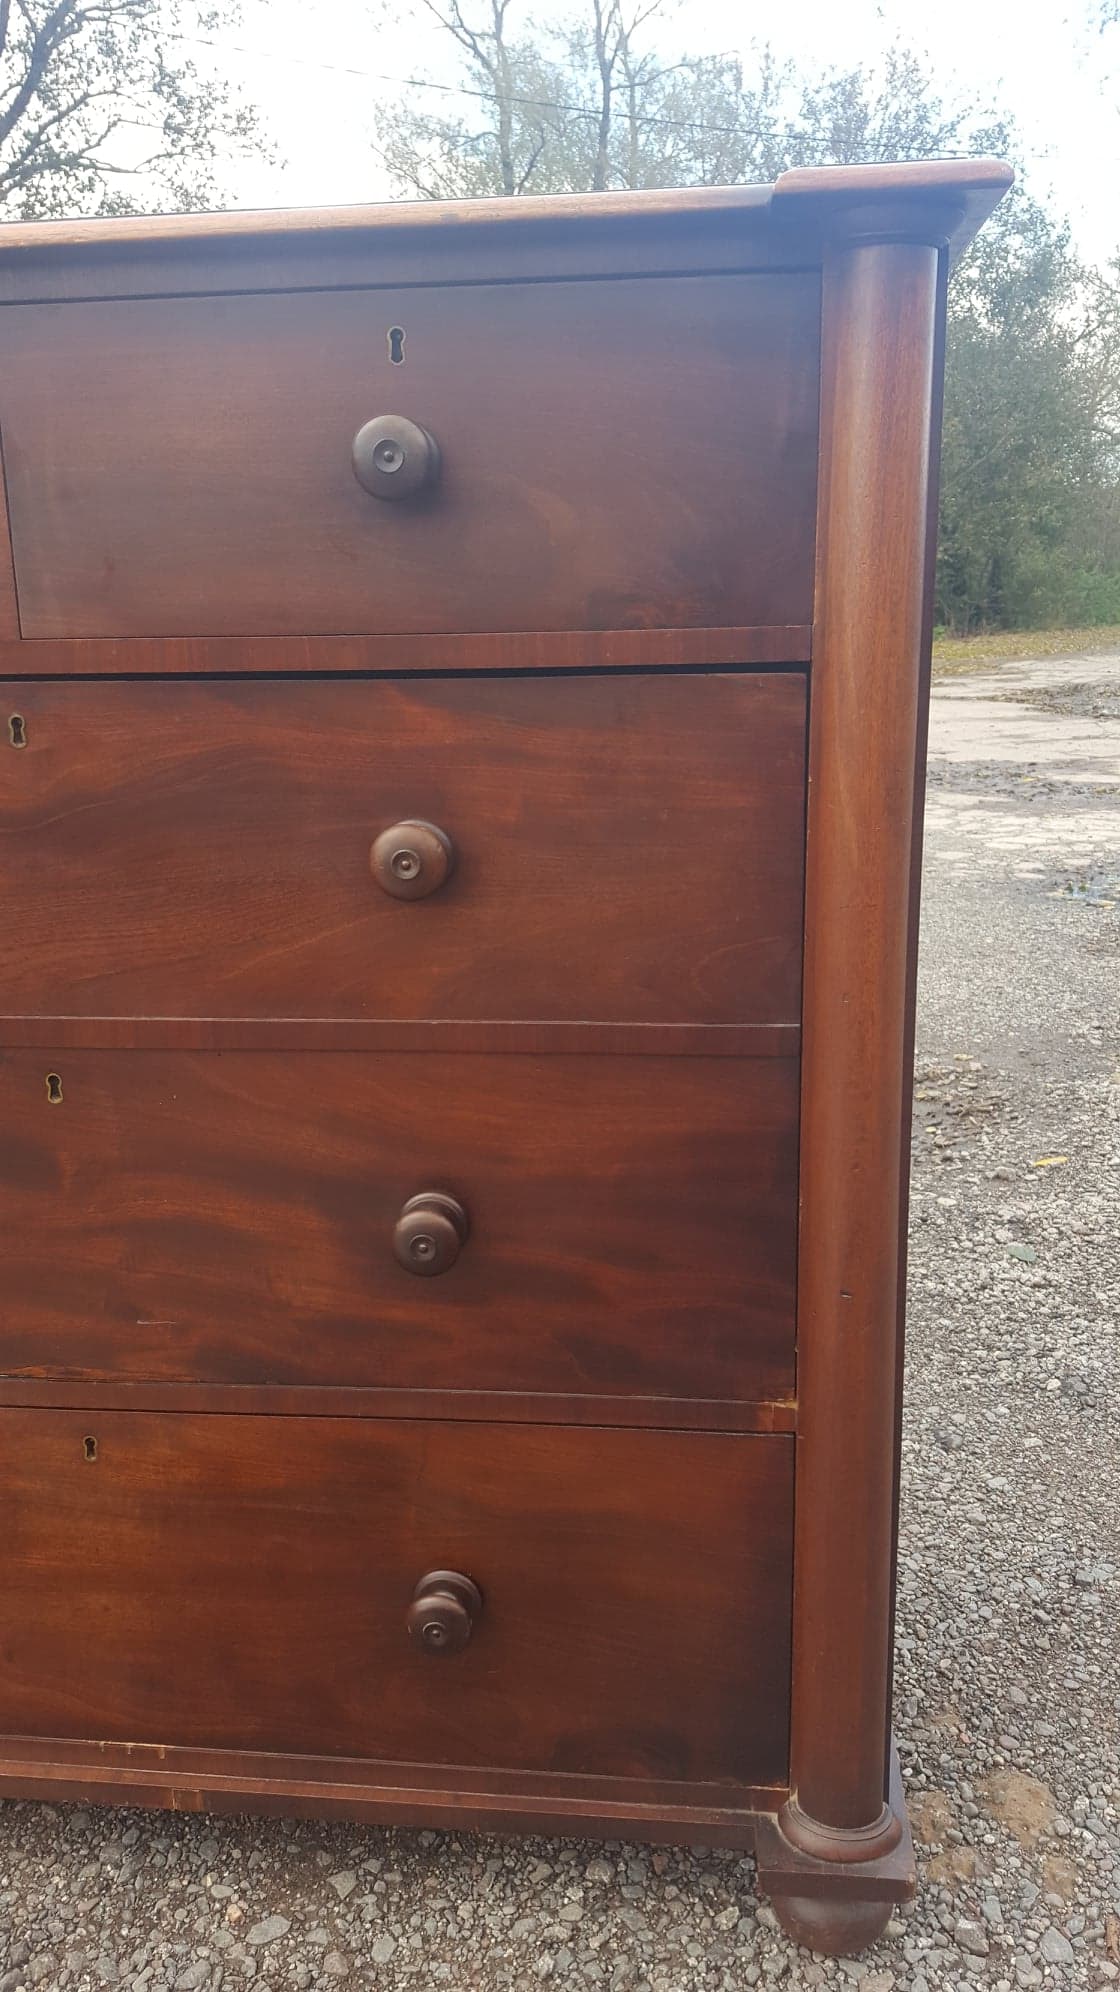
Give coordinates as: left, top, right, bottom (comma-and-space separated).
2, 651, 1118, 1992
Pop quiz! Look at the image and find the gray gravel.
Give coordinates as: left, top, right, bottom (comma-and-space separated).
2, 650, 1119, 1990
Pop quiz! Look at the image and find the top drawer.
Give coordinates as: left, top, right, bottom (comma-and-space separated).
0, 275, 819, 640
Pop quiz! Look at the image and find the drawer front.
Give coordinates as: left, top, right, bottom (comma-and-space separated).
0, 1411, 792, 1786
0, 674, 805, 1027
0, 276, 818, 639
0, 1050, 797, 1400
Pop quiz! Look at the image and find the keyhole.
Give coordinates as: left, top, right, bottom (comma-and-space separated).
45, 1071, 63, 1104
388, 325, 405, 365
83, 1435, 98, 1462
8, 713, 26, 747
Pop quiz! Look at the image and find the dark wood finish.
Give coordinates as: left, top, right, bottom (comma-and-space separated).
0, 1016, 798, 1056
772, 157, 1014, 260
886, 257, 950, 1736
0, 163, 1011, 305
0, 1411, 793, 1785
0, 1379, 797, 1433
0, 182, 779, 268
0, 673, 805, 1026
0, 441, 19, 639
0, 194, 805, 304
0, 1049, 798, 1399
0, 1723, 785, 1811
756, 1745, 916, 1936
0, 276, 818, 639
0, 625, 812, 677
787, 230, 942, 1858
0, 167, 1014, 1947
0, 1734, 782, 1842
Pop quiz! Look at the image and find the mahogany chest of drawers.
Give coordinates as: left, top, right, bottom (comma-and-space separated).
0, 158, 1010, 1955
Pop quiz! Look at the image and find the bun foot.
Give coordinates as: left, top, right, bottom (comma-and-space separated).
770, 1891, 893, 1955
754, 1743, 915, 1957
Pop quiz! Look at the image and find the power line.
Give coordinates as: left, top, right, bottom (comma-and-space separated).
162, 27, 1055, 164
161, 29, 872, 147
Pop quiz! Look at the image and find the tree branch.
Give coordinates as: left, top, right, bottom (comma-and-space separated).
0, 0, 82, 150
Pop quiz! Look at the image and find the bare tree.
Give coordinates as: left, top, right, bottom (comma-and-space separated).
379, 1, 773, 197
374, 6, 1004, 203
374, 2, 1120, 634
0, 0, 265, 218
584, 0, 665, 190
375, 0, 573, 198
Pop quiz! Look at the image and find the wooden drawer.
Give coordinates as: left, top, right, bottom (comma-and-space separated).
0, 673, 805, 1027
0, 1049, 797, 1401
0, 1411, 792, 1786
0, 277, 818, 640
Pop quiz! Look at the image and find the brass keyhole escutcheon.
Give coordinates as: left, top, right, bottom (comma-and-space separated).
370, 820, 453, 901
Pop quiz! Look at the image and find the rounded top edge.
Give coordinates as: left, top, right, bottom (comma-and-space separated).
0, 157, 1014, 261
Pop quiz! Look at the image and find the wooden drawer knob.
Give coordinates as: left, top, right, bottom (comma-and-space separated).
393, 1192, 469, 1276
352, 414, 440, 499
407, 1570, 482, 1655
370, 820, 453, 900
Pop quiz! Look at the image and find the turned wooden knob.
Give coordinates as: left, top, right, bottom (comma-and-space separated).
393, 1192, 469, 1276
407, 1570, 482, 1655
352, 414, 440, 499
370, 820, 453, 901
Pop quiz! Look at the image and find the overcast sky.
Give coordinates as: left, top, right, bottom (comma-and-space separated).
182, 0, 1119, 266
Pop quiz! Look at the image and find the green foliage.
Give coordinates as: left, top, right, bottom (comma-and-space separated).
375, 1, 1120, 634
940, 192, 1120, 630
0, 0, 264, 218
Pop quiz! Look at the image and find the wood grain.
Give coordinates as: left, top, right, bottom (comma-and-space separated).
0, 162, 1011, 305
0, 223, 814, 306
0, 182, 781, 258
0, 1049, 798, 1399
772, 158, 1014, 263
790, 237, 940, 1837
0, 166, 1017, 1900
0, 276, 819, 639
0, 187, 790, 304
0, 627, 811, 676
0, 1721, 787, 1817
0, 1378, 797, 1433
0, 673, 806, 1026
0, 1411, 794, 1786
0, 1740, 780, 1845
885, 257, 949, 1732
0, 433, 19, 640
0, 1017, 798, 1057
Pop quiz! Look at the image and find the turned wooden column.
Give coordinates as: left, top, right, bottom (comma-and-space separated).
785, 218, 947, 1850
